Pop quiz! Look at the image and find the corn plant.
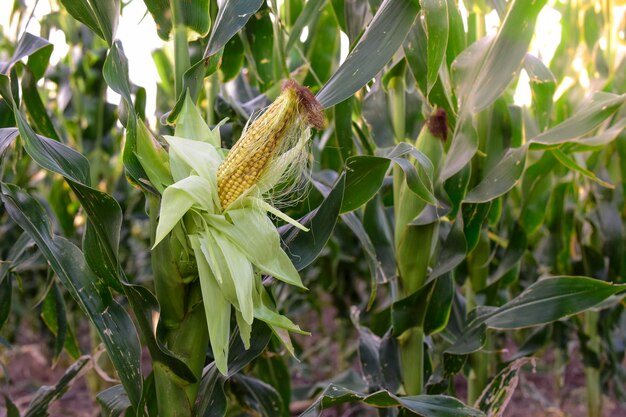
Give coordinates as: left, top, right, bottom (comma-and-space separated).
1, 0, 626, 416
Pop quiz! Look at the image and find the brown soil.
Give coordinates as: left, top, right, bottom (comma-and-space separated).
2, 332, 626, 417
503, 346, 626, 417
1, 343, 97, 417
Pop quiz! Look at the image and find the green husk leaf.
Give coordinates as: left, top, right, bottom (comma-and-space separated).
154, 176, 215, 246
190, 235, 231, 376
135, 120, 173, 193
175, 92, 220, 147
206, 209, 305, 289
164, 136, 222, 185
210, 231, 255, 325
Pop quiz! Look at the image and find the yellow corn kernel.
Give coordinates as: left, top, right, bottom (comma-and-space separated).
217, 80, 324, 209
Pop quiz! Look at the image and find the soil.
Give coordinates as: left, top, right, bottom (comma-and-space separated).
2, 329, 626, 417
1, 343, 97, 417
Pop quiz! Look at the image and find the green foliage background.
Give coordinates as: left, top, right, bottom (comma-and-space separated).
1, 0, 626, 416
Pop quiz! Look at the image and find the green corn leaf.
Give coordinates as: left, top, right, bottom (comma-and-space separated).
254, 355, 292, 417
40, 283, 69, 361
0, 128, 19, 155
193, 364, 227, 417
0, 276, 11, 333
227, 321, 274, 376
96, 385, 132, 417
569, 119, 626, 149
103, 41, 147, 184
378, 143, 436, 205
391, 395, 484, 417
355, 325, 385, 388
286, 0, 326, 52
4, 395, 20, 417
316, 0, 421, 108
424, 274, 454, 335
441, 117, 477, 181
205, 0, 265, 57
392, 281, 433, 335
180, 0, 211, 36
428, 214, 466, 280
220, 35, 245, 82
303, 2, 340, 88
447, 276, 626, 355
403, 12, 428, 95
284, 174, 345, 270
13, 112, 90, 183
141, 0, 212, 44
475, 358, 532, 415
142, 0, 171, 40
242, 8, 276, 91
0, 232, 33, 285
363, 197, 396, 280
342, 212, 385, 308
1, 184, 143, 407
341, 155, 390, 213
524, 54, 556, 131
445, 0, 465, 66
231, 374, 284, 417
464, 145, 527, 203
423, 0, 449, 93
452, 0, 548, 116
300, 385, 483, 417
485, 277, 626, 329
529, 92, 626, 145
165, 50, 223, 124
0, 33, 52, 79
488, 224, 527, 286
58, 0, 119, 46
20, 67, 61, 141
23, 356, 90, 417
551, 148, 614, 188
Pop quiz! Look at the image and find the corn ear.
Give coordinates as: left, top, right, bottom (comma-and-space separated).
217, 80, 324, 209
395, 108, 447, 295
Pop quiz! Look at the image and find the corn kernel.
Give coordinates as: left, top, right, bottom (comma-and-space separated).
217, 80, 324, 209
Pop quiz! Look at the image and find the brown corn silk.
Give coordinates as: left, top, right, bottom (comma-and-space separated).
217, 80, 324, 209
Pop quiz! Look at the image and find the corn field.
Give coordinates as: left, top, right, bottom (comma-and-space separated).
1, 0, 626, 416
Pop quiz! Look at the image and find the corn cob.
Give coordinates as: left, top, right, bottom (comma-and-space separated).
217, 80, 324, 209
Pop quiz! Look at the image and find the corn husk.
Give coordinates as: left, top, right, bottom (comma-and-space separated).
153, 81, 321, 375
